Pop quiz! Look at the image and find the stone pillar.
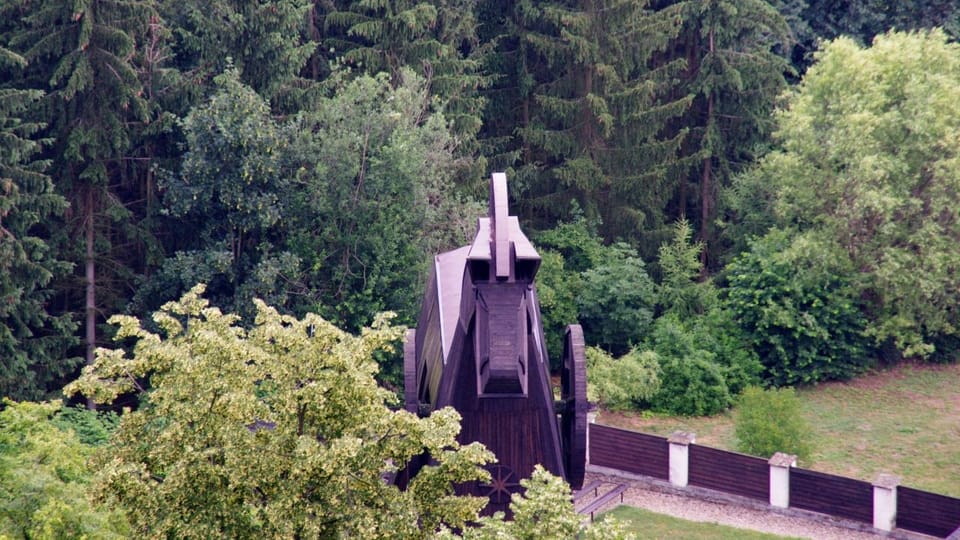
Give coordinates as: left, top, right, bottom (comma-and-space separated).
668, 431, 695, 487
768, 452, 796, 509
586, 411, 597, 464
873, 473, 900, 532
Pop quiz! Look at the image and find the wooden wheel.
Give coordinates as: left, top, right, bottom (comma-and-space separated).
560, 324, 588, 490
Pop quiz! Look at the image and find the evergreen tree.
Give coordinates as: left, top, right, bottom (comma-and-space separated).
668, 0, 790, 271
316, 0, 490, 159
479, 0, 692, 251
160, 0, 314, 109
6, 0, 158, 384
0, 46, 79, 400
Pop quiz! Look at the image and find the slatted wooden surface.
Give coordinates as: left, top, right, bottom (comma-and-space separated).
789, 468, 872, 523
688, 445, 768, 501
898, 485, 960, 537
589, 424, 669, 480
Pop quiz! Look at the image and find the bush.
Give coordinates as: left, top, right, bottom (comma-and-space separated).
640, 313, 760, 416
577, 243, 656, 356
650, 352, 731, 416
724, 230, 873, 386
586, 347, 661, 411
734, 386, 813, 462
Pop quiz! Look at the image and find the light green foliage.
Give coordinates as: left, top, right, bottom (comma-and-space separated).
725, 230, 873, 386
146, 68, 481, 340
587, 347, 661, 412
656, 219, 715, 318
734, 386, 813, 463
448, 465, 633, 540
0, 400, 129, 539
66, 285, 496, 538
749, 30, 960, 359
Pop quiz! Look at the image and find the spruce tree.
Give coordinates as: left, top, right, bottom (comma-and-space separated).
479, 0, 693, 250
0, 46, 79, 400
668, 0, 790, 271
7, 0, 157, 386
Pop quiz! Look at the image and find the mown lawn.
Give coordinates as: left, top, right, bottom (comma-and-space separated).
599, 506, 803, 539
597, 362, 960, 497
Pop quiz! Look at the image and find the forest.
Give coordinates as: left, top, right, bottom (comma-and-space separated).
3, 0, 960, 403
2, 0, 960, 535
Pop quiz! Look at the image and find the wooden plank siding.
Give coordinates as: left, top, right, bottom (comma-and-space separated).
688, 445, 768, 501
789, 468, 872, 524
589, 424, 669, 480
898, 485, 960, 537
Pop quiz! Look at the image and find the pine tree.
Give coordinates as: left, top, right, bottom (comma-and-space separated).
0, 45, 79, 400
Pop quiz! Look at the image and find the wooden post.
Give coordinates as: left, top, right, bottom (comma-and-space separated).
668, 431, 695, 487
768, 452, 796, 508
873, 473, 900, 532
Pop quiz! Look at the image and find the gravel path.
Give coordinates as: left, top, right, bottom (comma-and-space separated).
580, 469, 932, 540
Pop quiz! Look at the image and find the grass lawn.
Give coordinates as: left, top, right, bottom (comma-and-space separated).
597, 362, 960, 497
599, 506, 802, 539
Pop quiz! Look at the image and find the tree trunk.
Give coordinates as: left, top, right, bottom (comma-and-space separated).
85, 187, 97, 410
699, 27, 716, 278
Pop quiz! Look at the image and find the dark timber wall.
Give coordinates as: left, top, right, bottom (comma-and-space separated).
688, 445, 768, 501
789, 468, 873, 524
898, 485, 960, 537
588, 423, 960, 536
590, 424, 668, 480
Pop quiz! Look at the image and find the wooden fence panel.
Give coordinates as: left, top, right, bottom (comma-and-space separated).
789, 468, 872, 523
589, 424, 669, 480
898, 485, 960, 537
688, 445, 768, 501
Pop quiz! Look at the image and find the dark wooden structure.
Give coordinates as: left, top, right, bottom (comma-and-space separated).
403, 173, 588, 514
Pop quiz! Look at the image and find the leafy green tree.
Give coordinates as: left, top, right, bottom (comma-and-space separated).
0, 47, 79, 400
450, 465, 633, 539
66, 285, 496, 538
734, 386, 812, 462
143, 69, 480, 336
586, 347, 660, 412
0, 400, 129, 539
744, 30, 960, 359
576, 243, 657, 356
725, 230, 872, 385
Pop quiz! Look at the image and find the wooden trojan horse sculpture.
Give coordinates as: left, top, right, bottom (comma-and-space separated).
403, 172, 588, 515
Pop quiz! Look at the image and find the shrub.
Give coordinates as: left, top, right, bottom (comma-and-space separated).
577, 243, 656, 355
734, 386, 813, 462
650, 352, 731, 416
724, 230, 873, 386
586, 347, 661, 411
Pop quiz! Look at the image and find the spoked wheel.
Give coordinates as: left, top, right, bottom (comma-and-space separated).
559, 324, 588, 490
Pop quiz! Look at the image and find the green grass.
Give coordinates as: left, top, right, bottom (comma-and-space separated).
597, 363, 960, 497
600, 506, 803, 539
